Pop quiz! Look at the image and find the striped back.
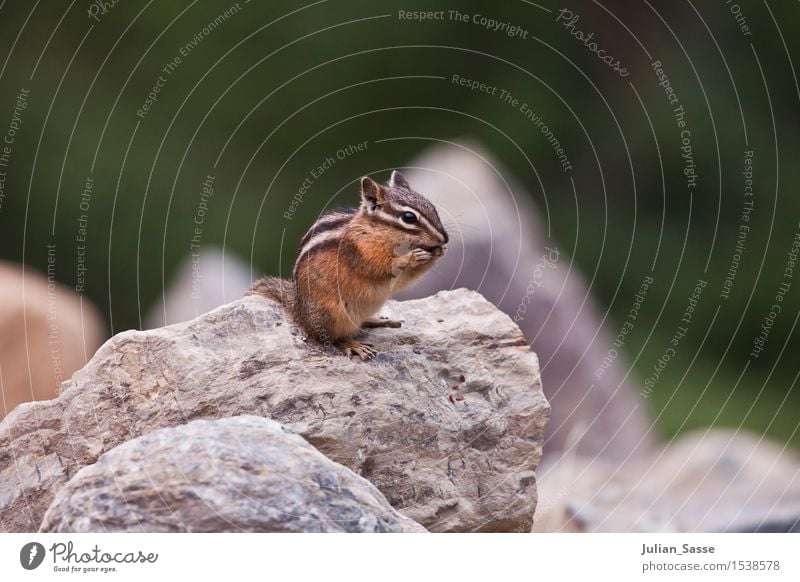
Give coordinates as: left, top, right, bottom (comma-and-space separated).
293, 172, 447, 278
294, 208, 355, 277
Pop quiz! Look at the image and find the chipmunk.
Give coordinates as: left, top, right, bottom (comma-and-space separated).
246, 170, 448, 360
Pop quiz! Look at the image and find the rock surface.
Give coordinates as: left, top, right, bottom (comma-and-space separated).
0, 288, 548, 532
533, 430, 800, 532
397, 142, 654, 461
40, 416, 426, 533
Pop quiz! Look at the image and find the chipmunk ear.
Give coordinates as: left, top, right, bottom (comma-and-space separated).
360, 176, 385, 208
389, 170, 410, 189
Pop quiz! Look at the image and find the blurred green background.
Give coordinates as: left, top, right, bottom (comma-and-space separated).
0, 0, 798, 446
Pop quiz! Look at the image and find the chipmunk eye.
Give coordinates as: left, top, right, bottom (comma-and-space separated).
401, 211, 418, 224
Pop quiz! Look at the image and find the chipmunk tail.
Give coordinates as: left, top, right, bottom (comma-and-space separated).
245, 276, 295, 309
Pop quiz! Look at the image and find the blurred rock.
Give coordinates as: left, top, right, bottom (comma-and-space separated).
398, 142, 654, 461
0, 261, 104, 420
40, 416, 425, 533
533, 429, 800, 532
0, 288, 548, 532
144, 246, 253, 329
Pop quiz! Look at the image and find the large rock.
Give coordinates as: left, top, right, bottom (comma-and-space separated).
0, 288, 548, 532
533, 430, 800, 532
144, 246, 253, 329
40, 416, 425, 533
0, 261, 105, 419
397, 142, 654, 461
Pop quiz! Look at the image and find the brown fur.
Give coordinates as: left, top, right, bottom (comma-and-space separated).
245, 276, 294, 307
246, 171, 446, 359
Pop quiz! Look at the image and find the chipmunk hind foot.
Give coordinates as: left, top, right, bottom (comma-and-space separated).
336, 338, 377, 361
361, 316, 402, 328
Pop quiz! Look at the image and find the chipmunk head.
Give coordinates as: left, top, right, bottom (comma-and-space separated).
359, 170, 448, 256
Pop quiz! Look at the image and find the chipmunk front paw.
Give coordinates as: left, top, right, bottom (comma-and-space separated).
409, 247, 433, 266
392, 247, 432, 271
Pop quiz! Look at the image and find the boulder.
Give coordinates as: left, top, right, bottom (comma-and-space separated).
40, 416, 426, 533
0, 261, 105, 419
397, 142, 655, 461
144, 246, 253, 329
533, 430, 800, 532
0, 288, 549, 532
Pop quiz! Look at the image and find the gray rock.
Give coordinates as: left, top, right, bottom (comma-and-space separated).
144, 246, 254, 329
0, 288, 549, 532
533, 430, 800, 532
40, 416, 425, 533
397, 142, 654, 462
